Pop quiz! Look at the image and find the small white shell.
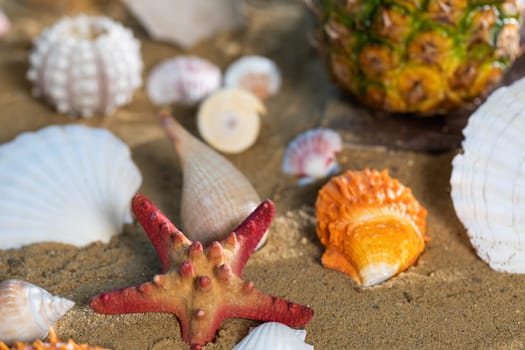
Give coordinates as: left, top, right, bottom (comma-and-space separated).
197, 88, 265, 154
233, 322, 314, 350
0, 10, 10, 38
160, 114, 267, 249
224, 55, 281, 100
282, 128, 342, 185
27, 15, 143, 118
450, 76, 525, 272
146, 56, 221, 106
0, 279, 74, 345
0, 125, 142, 249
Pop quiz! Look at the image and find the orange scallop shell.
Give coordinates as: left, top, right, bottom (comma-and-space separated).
0, 329, 108, 350
316, 169, 428, 286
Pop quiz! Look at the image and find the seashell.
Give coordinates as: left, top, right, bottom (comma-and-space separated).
0, 328, 108, 350
197, 88, 265, 154
0, 10, 10, 38
316, 169, 428, 287
159, 112, 268, 249
450, 77, 525, 273
0, 125, 142, 249
0, 279, 74, 345
282, 128, 342, 186
27, 15, 143, 118
233, 322, 314, 350
223, 55, 281, 100
146, 55, 221, 106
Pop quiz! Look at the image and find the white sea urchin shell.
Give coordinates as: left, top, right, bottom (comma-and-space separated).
0, 125, 142, 249
224, 55, 281, 100
450, 77, 525, 273
27, 15, 142, 118
282, 128, 342, 185
0, 279, 74, 345
233, 322, 314, 350
146, 56, 221, 105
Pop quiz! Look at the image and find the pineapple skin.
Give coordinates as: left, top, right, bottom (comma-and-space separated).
314, 0, 523, 115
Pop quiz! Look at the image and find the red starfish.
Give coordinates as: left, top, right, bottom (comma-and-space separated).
89, 194, 314, 349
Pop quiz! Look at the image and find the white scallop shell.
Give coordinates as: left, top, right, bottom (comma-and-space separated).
224, 55, 281, 100
160, 114, 267, 249
27, 15, 143, 118
146, 56, 221, 105
197, 88, 265, 154
0, 125, 142, 249
233, 322, 314, 350
0, 279, 74, 345
450, 77, 525, 273
282, 128, 342, 186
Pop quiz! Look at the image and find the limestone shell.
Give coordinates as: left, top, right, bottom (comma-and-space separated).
160, 113, 267, 249
224, 55, 281, 100
0, 125, 142, 249
197, 88, 265, 154
27, 15, 142, 118
233, 322, 313, 350
146, 56, 221, 105
316, 169, 428, 287
0, 279, 74, 345
450, 77, 525, 272
282, 128, 342, 186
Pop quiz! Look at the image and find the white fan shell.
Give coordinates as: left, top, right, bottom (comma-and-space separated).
233, 322, 314, 350
0, 125, 142, 249
450, 77, 525, 272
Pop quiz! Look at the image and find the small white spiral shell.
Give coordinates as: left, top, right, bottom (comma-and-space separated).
0, 279, 75, 345
27, 15, 143, 118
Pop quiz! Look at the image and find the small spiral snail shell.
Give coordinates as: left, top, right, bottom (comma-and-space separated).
0, 279, 75, 345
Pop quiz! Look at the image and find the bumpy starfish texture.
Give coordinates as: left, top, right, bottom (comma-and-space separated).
89, 194, 313, 349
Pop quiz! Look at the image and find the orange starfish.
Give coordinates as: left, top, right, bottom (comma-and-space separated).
0, 329, 108, 350
89, 194, 313, 349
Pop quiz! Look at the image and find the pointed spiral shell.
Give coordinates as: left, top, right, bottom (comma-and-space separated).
0, 280, 75, 345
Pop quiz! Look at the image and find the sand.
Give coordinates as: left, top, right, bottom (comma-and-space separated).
1, 1, 525, 349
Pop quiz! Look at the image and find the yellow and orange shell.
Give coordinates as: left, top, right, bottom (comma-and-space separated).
0, 329, 108, 350
316, 169, 428, 286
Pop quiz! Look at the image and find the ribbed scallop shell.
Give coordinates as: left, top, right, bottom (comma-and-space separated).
316, 169, 428, 287
160, 114, 267, 249
282, 128, 342, 186
0, 279, 74, 345
224, 55, 281, 100
146, 56, 221, 105
0, 125, 142, 249
233, 322, 313, 350
450, 77, 525, 273
27, 15, 142, 118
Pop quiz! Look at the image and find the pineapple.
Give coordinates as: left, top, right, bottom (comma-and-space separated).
310, 0, 523, 115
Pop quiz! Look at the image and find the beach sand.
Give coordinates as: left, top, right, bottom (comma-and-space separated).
1, 1, 525, 349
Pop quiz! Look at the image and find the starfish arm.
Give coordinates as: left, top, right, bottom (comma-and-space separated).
132, 194, 191, 272
228, 200, 275, 275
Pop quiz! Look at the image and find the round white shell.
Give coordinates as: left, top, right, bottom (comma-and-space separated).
233, 322, 314, 350
0, 125, 142, 249
27, 15, 143, 118
146, 56, 221, 105
282, 128, 342, 185
224, 55, 281, 100
450, 77, 525, 273
0, 10, 10, 38
197, 88, 265, 154
0, 279, 75, 344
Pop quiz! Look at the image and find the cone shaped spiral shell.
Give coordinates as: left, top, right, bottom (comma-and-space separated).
233, 322, 313, 350
159, 113, 267, 249
0, 279, 74, 345
27, 15, 142, 118
451, 77, 525, 272
316, 169, 427, 286
0, 125, 142, 249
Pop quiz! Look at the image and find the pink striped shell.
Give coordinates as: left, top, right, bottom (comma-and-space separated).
146, 55, 221, 105
282, 128, 342, 185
